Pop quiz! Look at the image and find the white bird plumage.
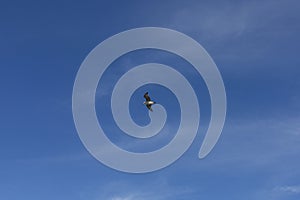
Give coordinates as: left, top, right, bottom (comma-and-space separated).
143, 92, 156, 111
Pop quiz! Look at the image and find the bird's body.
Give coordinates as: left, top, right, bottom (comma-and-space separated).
143, 92, 156, 111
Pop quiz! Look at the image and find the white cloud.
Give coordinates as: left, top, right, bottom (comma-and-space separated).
172, 115, 300, 174
111, 195, 135, 200
275, 185, 300, 194
164, 0, 299, 63
91, 179, 195, 200
169, 0, 297, 38
15, 151, 90, 165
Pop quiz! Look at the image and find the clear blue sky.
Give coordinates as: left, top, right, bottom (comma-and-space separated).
1, 0, 300, 199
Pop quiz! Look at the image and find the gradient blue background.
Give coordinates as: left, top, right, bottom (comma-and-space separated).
1, 0, 300, 199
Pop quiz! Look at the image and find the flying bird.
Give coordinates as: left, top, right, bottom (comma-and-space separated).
143, 92, 156, 111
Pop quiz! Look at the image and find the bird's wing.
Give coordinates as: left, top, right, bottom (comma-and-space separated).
146, 104, 153, 111
144, 92, 151, 101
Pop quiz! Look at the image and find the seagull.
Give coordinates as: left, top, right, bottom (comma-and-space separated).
143, 92, 156, 111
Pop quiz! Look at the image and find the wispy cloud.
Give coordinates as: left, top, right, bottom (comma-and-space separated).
172, 115, 300, 174
91, 179, 195, 200
275, 185, 300, 194
111, 196, 135, 200
107, 187, 193, 200
165, 0, 299, 63
169, 0, 297, 39
15, 151, 90, 165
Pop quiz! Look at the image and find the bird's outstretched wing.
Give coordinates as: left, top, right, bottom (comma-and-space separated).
146, 104, 153, 111
144, 92, 151, 101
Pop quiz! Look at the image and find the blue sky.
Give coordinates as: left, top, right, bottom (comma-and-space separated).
1, 0, 300, 199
